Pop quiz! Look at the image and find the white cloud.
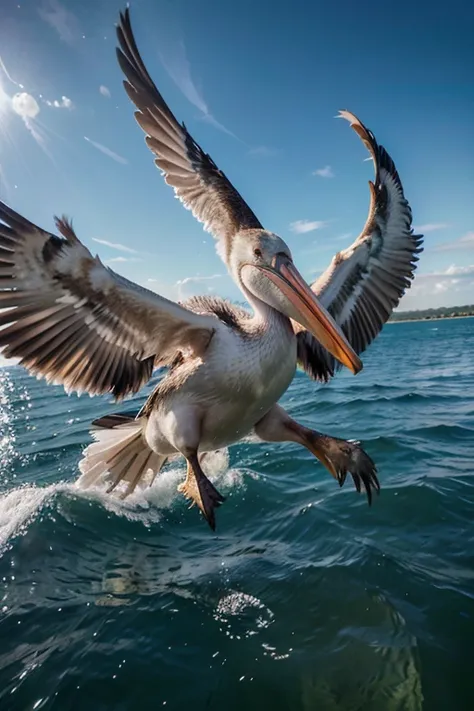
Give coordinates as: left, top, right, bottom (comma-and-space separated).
397, 263, 474, 310
84, 136, 128, 165
313, 165, 334, 178
45, 95, 73, 109
444, 264, 474, 276
413, 223, 449, 233
290, 220, 327, 234
160, 40, 236, 139
99, 85, 111, 98
435, 231, 474, 251
38, 0, 79, 45
335, 232, 352, 242
92, 238, 137, 254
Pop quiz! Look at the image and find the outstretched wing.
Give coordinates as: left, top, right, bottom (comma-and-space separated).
295, 110, 423, 382
0, 201, 217, 399
116, 8, 263, 259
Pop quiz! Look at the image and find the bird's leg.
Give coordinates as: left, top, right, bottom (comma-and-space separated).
178, 454, 225, 531
254, 404, 380, 504
163, 407, 225, 530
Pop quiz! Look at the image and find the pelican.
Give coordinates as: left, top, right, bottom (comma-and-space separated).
0, 9, 422, 530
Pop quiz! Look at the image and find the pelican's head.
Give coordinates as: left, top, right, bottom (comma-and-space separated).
230, 229, 362, 375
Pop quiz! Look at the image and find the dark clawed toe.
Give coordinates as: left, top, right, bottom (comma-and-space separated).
201, 483, 225, 531
179, 474, 225, 531
336, 468, 347, 488
331, 441, 380, 506
351, 471, 362, 494
350, 454, 380, 506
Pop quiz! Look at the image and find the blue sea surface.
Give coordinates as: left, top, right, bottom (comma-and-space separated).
0, 317, 473, 710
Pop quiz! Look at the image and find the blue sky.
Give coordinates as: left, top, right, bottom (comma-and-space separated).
0, 0, 473, 320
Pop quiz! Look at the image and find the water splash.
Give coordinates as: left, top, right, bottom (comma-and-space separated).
0, 446, 248, 550
0, 483, 67, 552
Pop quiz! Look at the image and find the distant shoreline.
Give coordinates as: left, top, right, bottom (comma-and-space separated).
388, 314, 474, 325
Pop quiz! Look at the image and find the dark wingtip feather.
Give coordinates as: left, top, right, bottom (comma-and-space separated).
54, 215, 79, 243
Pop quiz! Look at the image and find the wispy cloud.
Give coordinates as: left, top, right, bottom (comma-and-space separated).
45, 95, 73, 109
200, 113, 237, 138
290, 220, 327, 234
0, 56, 24, 89
160, 40, 236, 139
175, 273, 223, 299
92, 238, 138, 254
176, 274, 223, 287
105, 256, 142, 264
435, 231, 474, 251
313, 165, 334, 178
247, 145, 279, 158
144, 274, 225, 302
145, 278, 184, 302
298, 232, 349, 257
38, 0, 79, 45
84, 137, 128, 165
99, 85, 111, 98
413, 223, 450, 233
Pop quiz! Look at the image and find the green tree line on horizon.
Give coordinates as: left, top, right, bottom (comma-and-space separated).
389, 304, 474, 321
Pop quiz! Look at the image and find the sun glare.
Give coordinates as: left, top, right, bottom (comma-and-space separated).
0, 80, 11, 118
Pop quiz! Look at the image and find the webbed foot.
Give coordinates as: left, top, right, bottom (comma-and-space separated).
307, 434, 380, 504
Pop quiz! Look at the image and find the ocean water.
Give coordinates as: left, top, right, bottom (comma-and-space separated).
0, 317, 473, 710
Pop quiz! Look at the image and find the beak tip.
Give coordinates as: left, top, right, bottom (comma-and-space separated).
353, 358, 363, 375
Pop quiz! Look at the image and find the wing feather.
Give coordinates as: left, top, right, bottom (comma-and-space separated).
0, 201, 217, 399
295, 111, 423, 382
115, 8, 263, 252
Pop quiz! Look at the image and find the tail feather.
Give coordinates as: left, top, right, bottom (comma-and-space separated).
78, 412, 167, 497
91, 411, 140, 429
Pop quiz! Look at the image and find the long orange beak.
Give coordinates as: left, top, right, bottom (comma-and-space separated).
259, 259, 362, 375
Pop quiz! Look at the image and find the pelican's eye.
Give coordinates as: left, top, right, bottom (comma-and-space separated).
254, 248, 262, 258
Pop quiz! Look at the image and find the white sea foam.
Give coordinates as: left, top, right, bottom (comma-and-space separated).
0, 447, 247, 548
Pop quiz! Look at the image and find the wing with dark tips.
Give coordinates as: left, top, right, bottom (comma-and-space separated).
116, 8, 263, 258
0, 201, 217, 400
295, 111, 423, 382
